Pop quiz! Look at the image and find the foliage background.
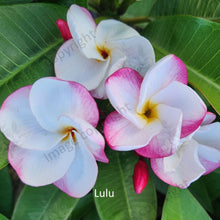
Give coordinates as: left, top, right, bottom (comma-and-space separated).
0, 0, 219, 219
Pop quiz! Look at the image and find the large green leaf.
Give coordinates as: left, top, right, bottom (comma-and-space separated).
94, 150, 157, 220
0, 167, 13, 218
36, 0, 88, 8
0, 3, 67, 166
143, 16, 220, 114
162, 187, 211, 220
12, 185, 79, 220
122, 0, 220, 20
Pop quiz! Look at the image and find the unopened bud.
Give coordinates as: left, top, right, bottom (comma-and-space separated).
132, 159, 149, 194
56, 19, 72, 41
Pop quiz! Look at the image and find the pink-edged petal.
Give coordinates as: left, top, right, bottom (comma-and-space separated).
59, 116, 108, 163
104, 111, 162, 151
110, 36, 155, 76
151, 139, 205, 188
105, 68, 147, 128
67, 5, 102, 60
137, 55, 187, 110
0, 86, 63, 150
8, 137, 75, 186
55, 39, 110, 91
54, 132, 98, 198
29, 77, 99, 132
136, 104, 182, 158
201, 112, 216, 126
197, 144, 220, 175
96, 19, 139, 47
151, 81, 206, 138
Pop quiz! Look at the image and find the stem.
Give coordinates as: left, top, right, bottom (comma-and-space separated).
120, 16, 153, 24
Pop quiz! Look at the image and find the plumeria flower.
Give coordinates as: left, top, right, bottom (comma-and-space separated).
151, 112, 220, 188
104, 55, 207, 158
54, 4, 155, 99
0, 77, 108, 198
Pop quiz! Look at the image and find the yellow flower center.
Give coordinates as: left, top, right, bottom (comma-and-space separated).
61, 126, 77, 142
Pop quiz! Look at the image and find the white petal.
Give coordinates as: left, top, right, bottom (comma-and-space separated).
151, 81, 206, 137
138, 54, 188, 110
96, 19, 139, 47
55, 39, 110, 91
9, 137, 75, 186
0, 86, 63, 150
67, 5, 102, 60
110, 36, 155, 76
54, 133, 98, 198
29, 77, 99, 132
104, 111, 162, 151
136, 104, 182, 158
151, 139, 205, 188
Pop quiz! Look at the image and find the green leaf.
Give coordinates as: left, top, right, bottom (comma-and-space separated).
0, 132, 9, 169
36, 0, 88, 8
189, 179, 213, 213
0, 214, 8, 220
0, 0, 32, 5
83, 205, 100, 220
94, 150, 157, 220
122, 0, 220, 20
0, 3, 67, 106
162, 187, 211, 220
143, 16, 220, 114
0, 3, 67, 167
12, 185, 79, 220
71, 193, 94, 220
0, 167, 13, 218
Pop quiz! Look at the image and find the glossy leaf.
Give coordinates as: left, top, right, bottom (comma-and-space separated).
12, 185, 79, 220
0, 3, 67, 167
0, 167, 13, 218
162, 187, 211, 220
122, 0, 220, 20
143, 16, 220, 114
94, 150, 157, 220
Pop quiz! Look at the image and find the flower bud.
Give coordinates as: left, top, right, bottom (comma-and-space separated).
56, 19, 72, 41
133, 159, 149, 194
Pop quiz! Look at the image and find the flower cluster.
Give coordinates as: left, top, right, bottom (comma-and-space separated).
0, 4, 219, 197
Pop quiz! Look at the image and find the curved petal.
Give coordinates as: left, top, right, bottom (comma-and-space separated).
0, 86, 63, 150
104, 111, 162, 151
151, 139, 205, 188
110, 36, 155, 76
59, 116, 108, 163
151, 81, 206, 138
8, 137, 75, 186
105, 68, 146, 128
67, 4, 102, 60
29, 77, 99, 132
201, 112, 216, 126
137, 55, 188, 111
96, 19, 139, 47
90, 49, 126, 99
54, 133, 98, 198
136, 104, 182, 158
193, 122, 220, 150
55, 39, 110, 91
197, 144, 220, 175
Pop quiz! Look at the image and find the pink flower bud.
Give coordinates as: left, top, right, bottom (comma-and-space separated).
133, 159, 149, 194
56, 19, 72, 41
